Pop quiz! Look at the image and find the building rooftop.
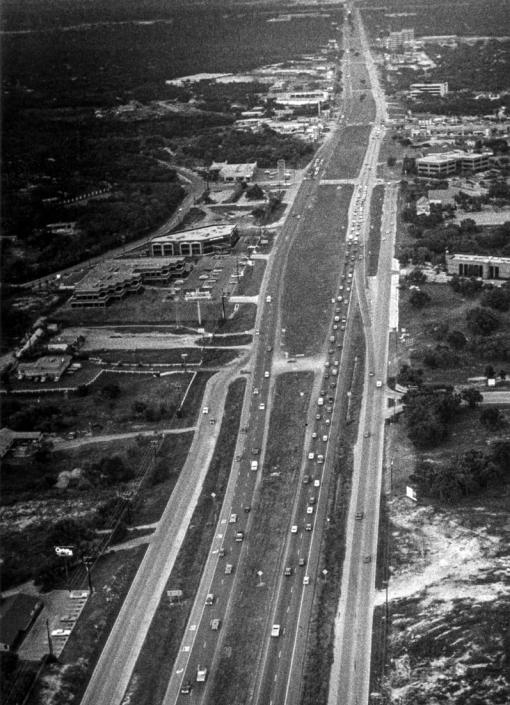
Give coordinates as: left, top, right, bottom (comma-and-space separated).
76, 257, 184, 291
0, 594, 43, 649
449, 253, 510, 264
151, 224, 236, 245
210, 162, 258, 180
0, 428, 43, 458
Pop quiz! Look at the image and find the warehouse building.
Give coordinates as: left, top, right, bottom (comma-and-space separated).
150, 224, 239, 258
410, 82, 448, 98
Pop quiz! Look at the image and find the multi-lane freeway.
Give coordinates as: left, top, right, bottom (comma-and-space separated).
81, 4, 399, 705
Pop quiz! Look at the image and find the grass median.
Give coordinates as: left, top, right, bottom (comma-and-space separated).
209, 371, 314, 705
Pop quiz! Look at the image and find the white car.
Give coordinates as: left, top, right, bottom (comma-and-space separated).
271, 624, 281, 637
291, 525, 298, 533
314, 479, 320, 487
229, 513, 238, 523
259, 402, 266, 410
264, 371, 270, 378
303, 576, 310, 585
202, 407, 209, 414
307, 506, 314, 514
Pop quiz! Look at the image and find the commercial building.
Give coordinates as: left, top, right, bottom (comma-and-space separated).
447, 253, 510, 280
272, 90, 329, 107
71, 257, 186, 308
150, 224, 239, 258
416, 151, 490, 177
416, 153, 459, 177
210, 162, 258, 182
410, 82, 448, 98
0, 594, 44, 652
388, 28, 415, 50
17, 355, 72, 382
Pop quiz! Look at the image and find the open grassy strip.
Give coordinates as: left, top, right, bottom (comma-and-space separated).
367, 184, 384, 277
123, 378, 246, 705
322, 125, 372, 180
202, 333, 252, 347
209, 372, 314, 705
205, 302, 258, 334
300, 306, 366, 705
236, 258, 266, 297
26, 545, 149, 705
201, 348, 242, 367
96, 348, 204, 366
282, 185, 354, 356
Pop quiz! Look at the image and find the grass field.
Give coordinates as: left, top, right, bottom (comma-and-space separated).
367, 184, 384, 276
123, 378, 246, 705
282, 185, 354, 356
209, 372, 314, 705
323, 126, 372, 181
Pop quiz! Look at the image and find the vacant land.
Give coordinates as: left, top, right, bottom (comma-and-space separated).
399, 282, 510, 386
322, 126, 372, 181
122, 378, 246, 705
210, 372, 314, 705
282, 185, 354, 356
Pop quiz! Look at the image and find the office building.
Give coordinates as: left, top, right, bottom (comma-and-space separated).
410, 82, 449, 98
150, 224, 239, 258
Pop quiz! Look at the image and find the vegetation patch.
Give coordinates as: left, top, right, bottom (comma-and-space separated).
322, 126, 372, 180
367, 184, 384, 276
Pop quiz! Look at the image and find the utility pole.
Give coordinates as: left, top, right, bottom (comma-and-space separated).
46, 619, 54, 657
83, 557, 94, 594
221, 291, 227, 320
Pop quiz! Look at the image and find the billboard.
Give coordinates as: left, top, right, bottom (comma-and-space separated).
55, 546, 74, 557
406, 486, 417, 502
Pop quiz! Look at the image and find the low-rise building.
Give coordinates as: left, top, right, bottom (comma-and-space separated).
0, 594, 44, 652
71, 257, 185, 308
150, 224, 239, 257
210, 162, 258, 182
17, 355, 72, 382
0, 428, 43, 459
410, 82, 448, 98
416, 152, 459, 177
447, 253, 510, 280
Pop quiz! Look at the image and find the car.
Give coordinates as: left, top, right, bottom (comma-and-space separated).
205, 593, 215, 605
325, 419, 330, 426
306, 523, 313, 531
330, 381, 337, 388
303, 576, 310, 585
317, 454, 324, 464
340, 325, 346, 331
355, 511, 364, 520
259, 402, 266, 410
363, 555, 372, 563
209, 419, 216, 425
376, 380, 383, 388
235, 531, 244, 542
364, 431, 370, 438
241, 426, 249, 433
329, 348, 334, 354
315, 413, 321, 420
253, 388, 259, 395
181, 680, 193, 694
297, 214, 301, 219
308, 452, 315, 460
303, 474, 310, 484
229, 513, 238, 523
320, 389, 326, 395
324, 374, 329, 379
218, 547, 226, 557
271, 624, 281, 637
333, 324, 338, 330
284, 566, 292, 576
308, 496, 316, 505
299, 557, 306, 566
264, 371, 270, 378
322, 435, 328, 442
266, 295, 272, 303
51, 629, 71, 637
202, 407, 209, 414
210, 619, 221, 630
244, 505, 251, 513
331, 298, 336, 303
334, 360, 339, 366
291, 525, 298, 533
369, 371, 374, 377
255, 329, 260, 335
325, 361, 330, 368
307, 506, 314, 514
235, 454, 243, 462
314, 479, 320, 487
225, 563, 233, 575
252, 447, 260, 455
312, 431, 318, 438
266, 346, 273, 352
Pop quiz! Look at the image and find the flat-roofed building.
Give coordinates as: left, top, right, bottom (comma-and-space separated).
150, 224, 239, 258
416, 152, 459, 176
71, 257, 185, 308
0, 594, 44, 652
272, 90, 329, 106
447, 253, 510, 280
17, 355, 72, 382
461, 153, 490, 172
210, 162, 258, 182
410, 82, 448, 98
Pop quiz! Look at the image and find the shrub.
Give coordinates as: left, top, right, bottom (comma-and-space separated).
466, 307, 500, 336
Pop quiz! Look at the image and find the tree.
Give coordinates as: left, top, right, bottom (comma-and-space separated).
387, 155, 396, 167
101, 383, 121, 400
409, 289, 431, 308
485, 364, 495, 379
480, 407, 506, 431
447, 330, 467, 350
466, 307, 500, 337
407, 268, 427, 283
481, 287, 510, 312
245, 184, 264, 200
461, 387, 484, 409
